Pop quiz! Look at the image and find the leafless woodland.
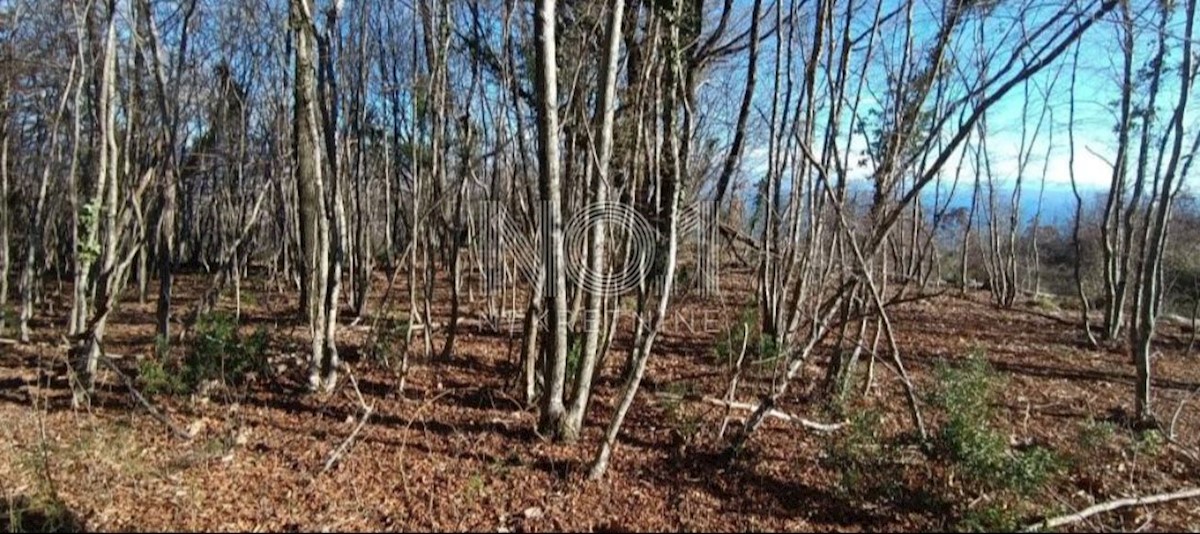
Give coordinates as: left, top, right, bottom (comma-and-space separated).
3, 0, 1200, 531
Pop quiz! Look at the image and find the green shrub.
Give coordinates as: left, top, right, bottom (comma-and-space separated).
370, 317, 409, 370
931, 353, 1063, 496
824, 408, 885, 497
674, 263, 695, 290
182, 312, 268, 388
137, 358, 186, 396
1076, 418, 1117, 450
1133, 428, 1165, 458
138, 312, 268, 395
1006, 445, 1063, 496
713, 307, 781, 372
663, 381, 702, 446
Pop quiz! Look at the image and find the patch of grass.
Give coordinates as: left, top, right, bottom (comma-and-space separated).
1076, 418, 1118, 450
957, 502, 1020, 533
7, 422, 77, 534
1027, 294, 1061, 312
238, 290, 260, 308
463, 472, 487, 501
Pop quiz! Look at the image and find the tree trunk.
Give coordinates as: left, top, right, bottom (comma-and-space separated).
73, 2, 122, 402
0, 81, 9, 336
1102, 3, 1136, 341
590, 0, 684, 476
1131, 0, 1196, 423
291, 0, 337, 392
562, 0, 627, 441
532, 0, 569, 437
1066, 41, 1097, 347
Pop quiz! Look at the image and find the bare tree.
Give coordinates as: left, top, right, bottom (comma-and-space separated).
531, 0, 570, 437
562, 0, 627, 441
1066, 40, 1098, 347
1130, 0, 1197, 424
291, 0, 339, 392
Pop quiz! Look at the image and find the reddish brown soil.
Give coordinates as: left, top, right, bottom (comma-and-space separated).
2, 269, 1200, 532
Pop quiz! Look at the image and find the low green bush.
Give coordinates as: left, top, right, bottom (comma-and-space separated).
931, 352, 1063, 497
137, 312, 268, 396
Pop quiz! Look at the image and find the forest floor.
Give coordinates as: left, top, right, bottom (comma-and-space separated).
3, 267, 1200, 532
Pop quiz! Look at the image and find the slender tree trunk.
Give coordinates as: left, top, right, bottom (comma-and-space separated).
1102, 4, 1136, 340
562, 0, 627, 441
961, 160, 979, 292
532, 0, 569, 437
1131, 0, 1196, 423
0, 82, 9, 336
73, 2, 122, 402
590, 0, 685, 476
18, 60, 76, 343
1066, 41, 1098, 347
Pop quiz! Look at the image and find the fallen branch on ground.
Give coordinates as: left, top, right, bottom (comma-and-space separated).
95, 352, 191, 441
1023, 488, 1200, 532
319, 367, 375, 476
655, 391, 844, 433
701, 397, 845, 432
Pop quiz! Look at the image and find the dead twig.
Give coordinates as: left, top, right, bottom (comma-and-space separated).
717, 324, 750, 440
656, 391, 845, 433
319, 366, 374, 476
1023, 488, 1200, 532
1169, 386, 1200, 440
95, 351, 191, 441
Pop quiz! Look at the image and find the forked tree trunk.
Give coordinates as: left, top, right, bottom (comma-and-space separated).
1101, 3, 1136, 341
73, 2, 121, 401
1131, 0, 1196, 423
291, 0, 337, 392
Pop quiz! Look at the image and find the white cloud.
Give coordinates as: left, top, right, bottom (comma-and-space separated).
737, 129, 1119, 195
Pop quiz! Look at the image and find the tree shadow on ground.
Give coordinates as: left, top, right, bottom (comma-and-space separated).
638, 444, 949, 529
0, 495, 85, 533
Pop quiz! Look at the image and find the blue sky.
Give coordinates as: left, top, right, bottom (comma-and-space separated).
702, 0, 1198, 205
